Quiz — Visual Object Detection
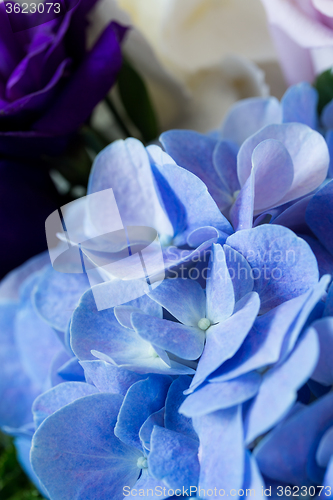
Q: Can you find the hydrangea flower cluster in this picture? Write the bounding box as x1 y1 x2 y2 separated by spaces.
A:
2 81 333 499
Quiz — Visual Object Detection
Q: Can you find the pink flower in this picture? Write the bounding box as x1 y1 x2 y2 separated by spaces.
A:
261 0 333 85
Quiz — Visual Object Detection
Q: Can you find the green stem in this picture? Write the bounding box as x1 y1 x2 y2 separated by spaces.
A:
105 95 131 138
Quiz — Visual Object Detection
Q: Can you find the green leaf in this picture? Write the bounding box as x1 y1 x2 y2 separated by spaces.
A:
314 67 333 114
117 58 159 142
0 432 44 500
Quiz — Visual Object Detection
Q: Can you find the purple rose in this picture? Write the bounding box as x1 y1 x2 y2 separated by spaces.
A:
0 0 126 158
261 0 333 85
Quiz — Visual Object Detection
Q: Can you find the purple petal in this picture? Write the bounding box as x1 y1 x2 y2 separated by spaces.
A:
212 140 240 199
33 22 125 135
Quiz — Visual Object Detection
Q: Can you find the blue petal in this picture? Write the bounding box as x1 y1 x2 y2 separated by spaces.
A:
88 138 172 234
148 278 206 327
180 373 261 417
306 179 333 256
242 452 265 496
221 97 282 146
206 244 235 324
324 282 333 317
131 313 205 360
15 276 63 390
311 317 333 386
0 302 38 428
159 131 228 208
282 83 318 130
212 140 240 200
32 381 99 428
164 377 197 440
244 326 319 445
15 436 48 497
230 169 255 231
80 360 145 395
188 291 260 392
254 392 333 486
57 356 86 382
317 427 333 469
139 408 165 452
211 285 323 384
193 406 244 492
238 123 329 205
115 375 172 450
148 426 200 490
31 393 142 500
148 142 233 244
0 252 49 302
33 266 90 332
226 225 319 313
251 139 294 212
224 245 254 303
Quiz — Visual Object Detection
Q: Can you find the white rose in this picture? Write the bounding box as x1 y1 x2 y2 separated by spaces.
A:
88 0 280 132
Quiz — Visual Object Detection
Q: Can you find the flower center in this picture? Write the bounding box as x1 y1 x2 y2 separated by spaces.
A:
148 345 159 358
137 457 148 469
197 318 211 331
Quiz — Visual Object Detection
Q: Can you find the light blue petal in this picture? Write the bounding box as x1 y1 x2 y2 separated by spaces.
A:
148 278 206 327
31 393 142 500
15 436 49 497
115 375 171 450
148 426 200 490
226 224 319 313
237 123 329 205
0 301 38 428
33 267 90 332
244 326 319 445
251 139 294 212
206 244 235 324
32 381 99 429
221 97 282 146
193 406 244 492
180 373 261 417
282 82 318 129
131 313 205 360
242 452 265 496
188 292 260 392
80 360 145 395
88 138 172 234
